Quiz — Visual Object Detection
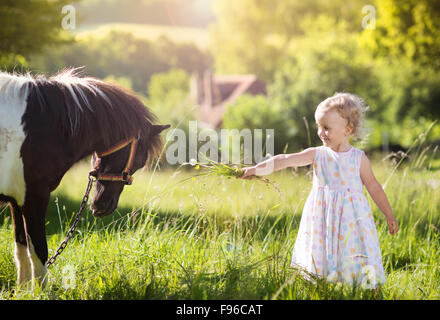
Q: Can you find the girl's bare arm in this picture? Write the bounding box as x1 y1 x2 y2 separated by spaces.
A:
241 147 317 177
360 153 399 235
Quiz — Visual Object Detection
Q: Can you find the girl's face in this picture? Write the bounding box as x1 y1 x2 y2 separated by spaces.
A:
315 107 352 147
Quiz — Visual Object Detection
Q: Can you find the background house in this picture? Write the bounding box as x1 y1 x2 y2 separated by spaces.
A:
191 70 267 128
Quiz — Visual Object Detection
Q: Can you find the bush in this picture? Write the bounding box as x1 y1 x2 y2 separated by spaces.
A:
222 94 292 160
146 69 195 130
360 57 440 151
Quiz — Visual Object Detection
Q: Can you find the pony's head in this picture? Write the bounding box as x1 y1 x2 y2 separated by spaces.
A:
90 123 170 217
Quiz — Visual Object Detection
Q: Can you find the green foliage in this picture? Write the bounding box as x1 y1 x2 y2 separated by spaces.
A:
2 0 438 154
29 31 212 92
0 0 75 70
372 58 440 123
359 0 440 147
360 0 440 70
103 75 133 89
367 117 440 152
268 28 379 151
211 0 440 151
0 53 29 71
147 69 189 100
211 0 370 82
222 94 292 155
146 69 195 129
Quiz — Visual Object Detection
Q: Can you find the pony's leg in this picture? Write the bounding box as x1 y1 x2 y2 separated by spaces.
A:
22 190 50 289
10 202 32 288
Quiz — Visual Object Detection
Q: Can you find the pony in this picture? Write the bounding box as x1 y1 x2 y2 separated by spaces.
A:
0 68 170 288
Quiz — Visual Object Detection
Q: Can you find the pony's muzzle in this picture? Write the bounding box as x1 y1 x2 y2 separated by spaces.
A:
91 198 116 218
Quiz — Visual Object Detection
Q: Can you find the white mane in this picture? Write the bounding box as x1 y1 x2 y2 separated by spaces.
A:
0 70 35 103
48 68 112 111
0 67 112 134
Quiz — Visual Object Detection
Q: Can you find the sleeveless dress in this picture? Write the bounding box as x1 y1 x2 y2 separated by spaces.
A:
291 145 386 288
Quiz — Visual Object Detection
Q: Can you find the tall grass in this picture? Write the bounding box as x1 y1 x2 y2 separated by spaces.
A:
0 123 439 299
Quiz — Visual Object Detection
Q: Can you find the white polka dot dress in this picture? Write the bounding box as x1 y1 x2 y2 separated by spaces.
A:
291 145 386 288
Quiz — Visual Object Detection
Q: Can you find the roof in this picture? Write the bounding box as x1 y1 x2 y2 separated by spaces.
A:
195 73 266 128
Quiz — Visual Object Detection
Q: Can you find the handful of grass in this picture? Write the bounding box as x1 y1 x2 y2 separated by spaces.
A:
183 155 283 197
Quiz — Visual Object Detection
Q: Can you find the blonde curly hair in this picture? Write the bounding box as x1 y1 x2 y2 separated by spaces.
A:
316 92 369 140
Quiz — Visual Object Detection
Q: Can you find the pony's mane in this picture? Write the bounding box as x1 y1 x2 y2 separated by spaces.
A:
0 70 36 103
0 67 163 164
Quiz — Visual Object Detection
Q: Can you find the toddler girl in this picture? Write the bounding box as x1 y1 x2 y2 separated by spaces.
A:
241 92 398 288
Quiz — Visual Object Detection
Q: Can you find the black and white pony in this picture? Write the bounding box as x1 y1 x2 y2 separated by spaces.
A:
0 68 169 288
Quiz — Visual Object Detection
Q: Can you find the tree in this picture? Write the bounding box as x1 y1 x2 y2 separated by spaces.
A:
210 0 369 81
359 0 440 146
0 0 74 69
360 0 440 70
375 58 440 121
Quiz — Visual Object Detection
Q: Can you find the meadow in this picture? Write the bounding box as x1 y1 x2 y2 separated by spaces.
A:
0 138 439 300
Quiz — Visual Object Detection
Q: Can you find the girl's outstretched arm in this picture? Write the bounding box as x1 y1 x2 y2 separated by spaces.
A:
360 152 399 235
241 147 317 178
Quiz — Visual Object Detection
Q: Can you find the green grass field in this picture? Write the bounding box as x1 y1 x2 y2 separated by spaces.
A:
0 138 439 300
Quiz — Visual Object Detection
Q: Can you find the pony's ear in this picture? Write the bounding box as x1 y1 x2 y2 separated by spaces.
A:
150 124 171 135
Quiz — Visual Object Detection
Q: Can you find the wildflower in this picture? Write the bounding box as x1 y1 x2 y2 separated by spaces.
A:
62 264 76 290
361 265 377 289
181 152 283 197
327 271 338 282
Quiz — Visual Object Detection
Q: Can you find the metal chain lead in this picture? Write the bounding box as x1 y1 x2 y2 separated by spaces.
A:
46 174 96 268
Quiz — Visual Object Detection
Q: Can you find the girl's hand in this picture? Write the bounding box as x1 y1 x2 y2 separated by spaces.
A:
386 215 399 236
241 167 257 179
